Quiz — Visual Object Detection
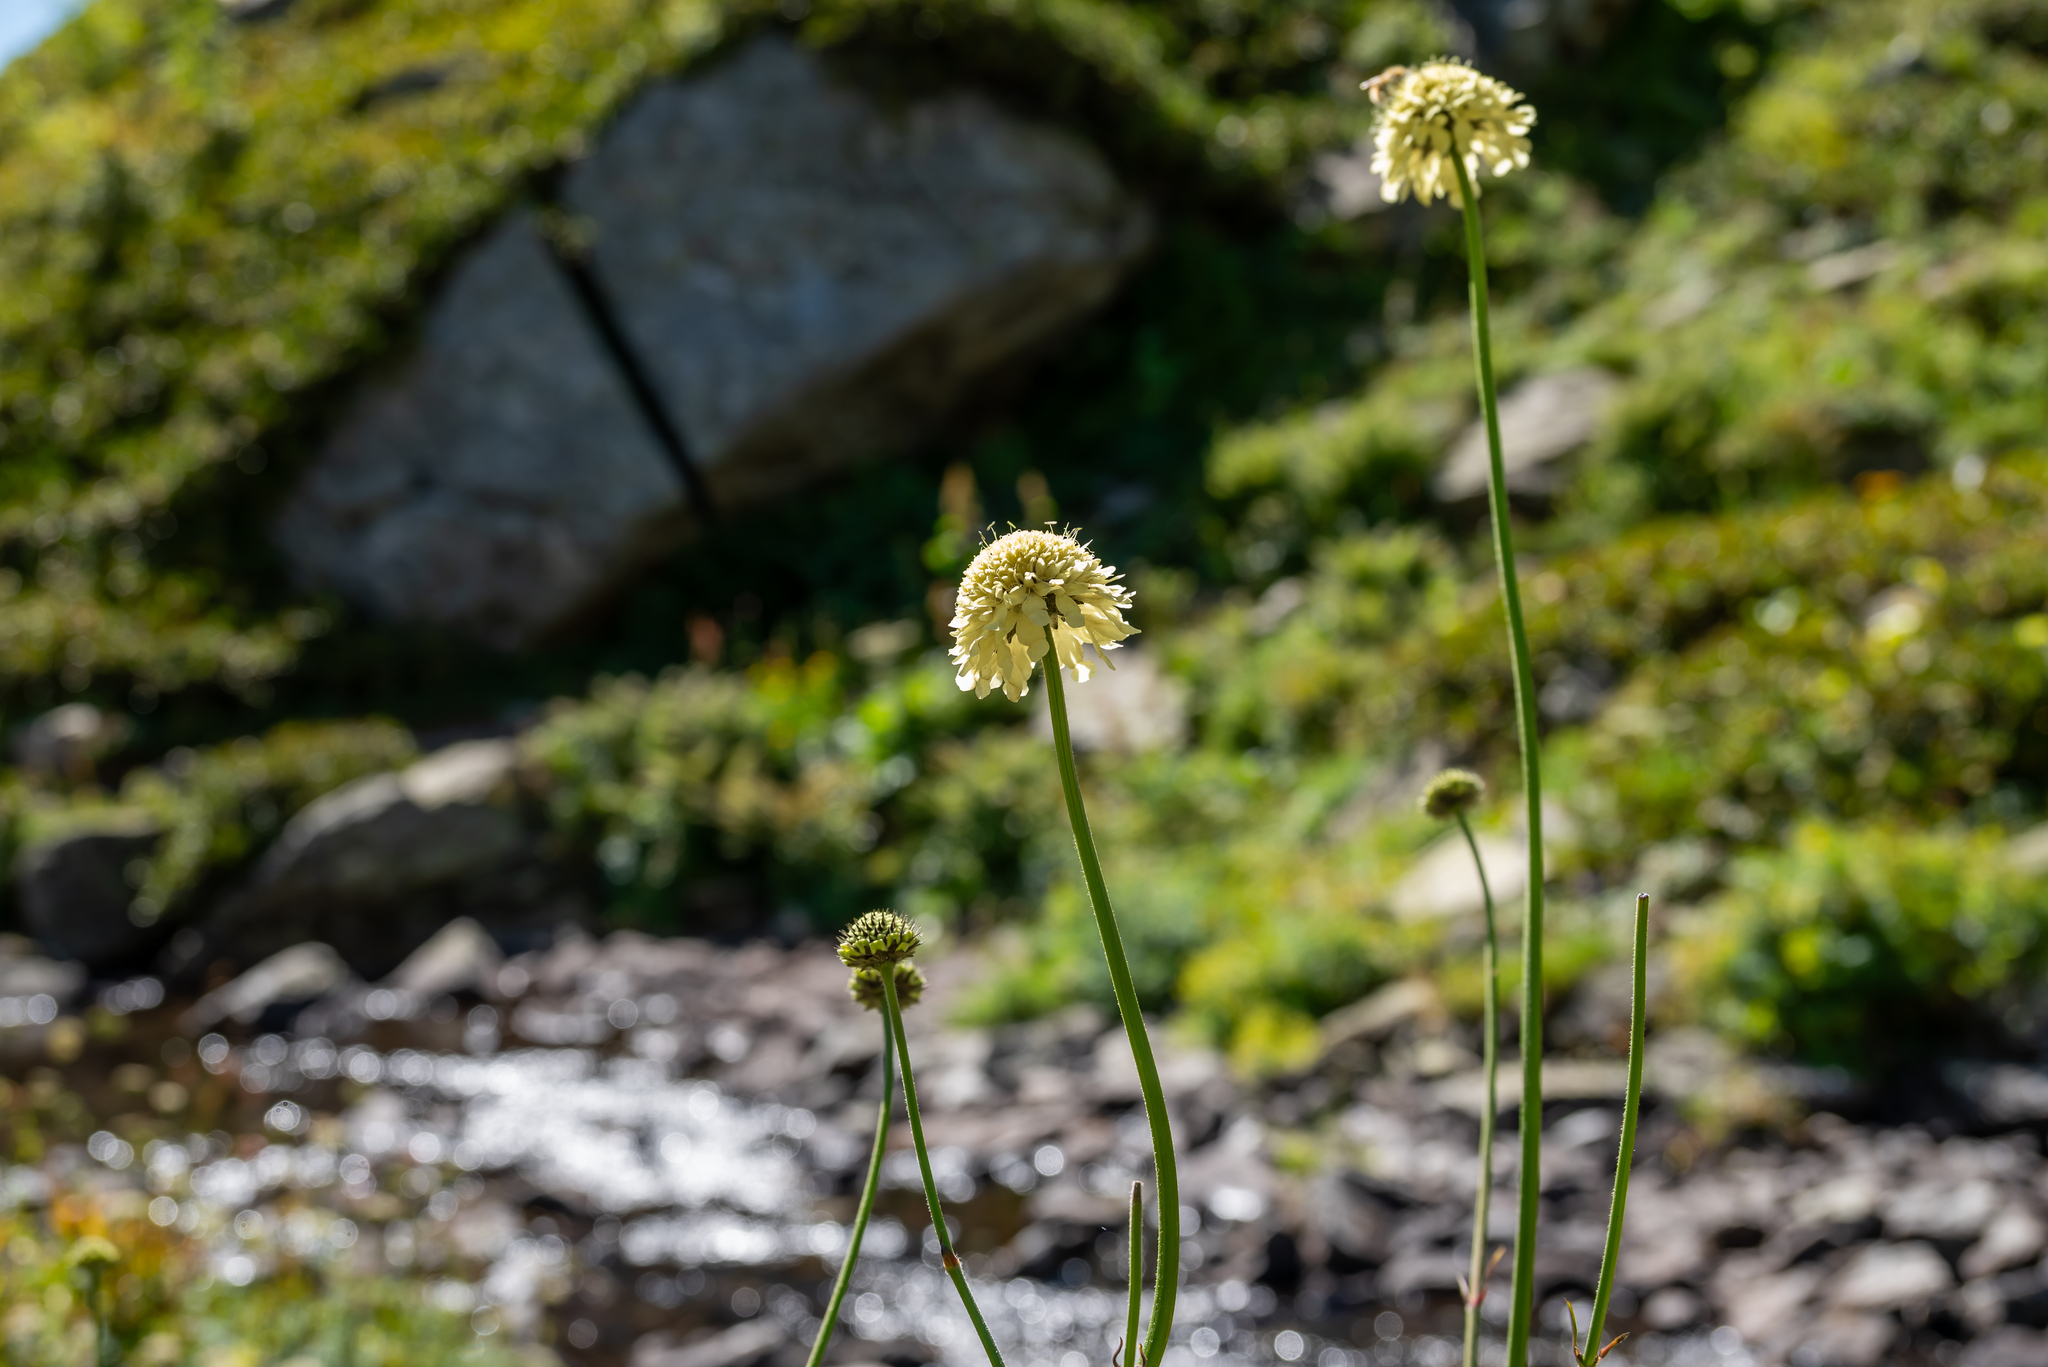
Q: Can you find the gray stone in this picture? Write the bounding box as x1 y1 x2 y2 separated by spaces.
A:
1389 829 1526 922
1788 1311 1897 1367
204 740 565 977
564 36 1151 509
1828 1240 1954 1311
1962 1203 2048 1279
0 941 85 1003
385 916 503 998
1029 648 1187 752
13 818 162 967
629 1321 786 1367
11 703 129 782
185 942 352 1030
1435 366 1623 502
276 213 688 650
1963 1326 2048 1367
1886 1177 2001 1242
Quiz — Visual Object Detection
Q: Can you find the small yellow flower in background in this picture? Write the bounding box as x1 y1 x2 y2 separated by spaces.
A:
1367 59 1535 207
837 910 922 968
950 528 1137 702
849 962 925 1011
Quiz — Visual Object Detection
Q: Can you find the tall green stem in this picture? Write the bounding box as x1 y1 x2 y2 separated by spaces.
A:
1579 895 1649 1366
1124 1181 1144 1367
1044 663 1179 1367
1452 153 1545 1367
804 1010 896 1367
881 972 1007 1367
1456 812 1500 1367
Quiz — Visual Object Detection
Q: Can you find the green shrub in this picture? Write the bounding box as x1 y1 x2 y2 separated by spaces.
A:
1681 820 2048 1069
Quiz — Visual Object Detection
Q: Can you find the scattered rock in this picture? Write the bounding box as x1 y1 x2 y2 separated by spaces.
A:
630 1319 787 1367
1388 829 1526 922
1962 1203 2048 1279
13 818 163 968
276 213 690 650
0 940 85 1002
1886 1176 2001 1241
1788 1310 1896 1367
1828 1240 1954 1311
564 35 1151 512
1029 648 1188 752
185 943 352 1030
1434 367 1623 502
200 740 572 978
385 917 504 998
1963 1326 2048 1367
10 703 129 782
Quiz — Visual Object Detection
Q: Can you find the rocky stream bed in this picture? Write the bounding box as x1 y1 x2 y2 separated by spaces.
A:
4 927 2048 1367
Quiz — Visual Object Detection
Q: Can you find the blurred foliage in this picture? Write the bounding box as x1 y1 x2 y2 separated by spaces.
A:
9 0 2048 1076
1678 821 2048 1069
0 1187 540 1366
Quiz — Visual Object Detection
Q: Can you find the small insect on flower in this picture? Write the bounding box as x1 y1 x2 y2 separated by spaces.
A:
849 962 926 1011
1366 59 1535 207
837 910 923 969
950 528 1137 702
1421 768 1487 820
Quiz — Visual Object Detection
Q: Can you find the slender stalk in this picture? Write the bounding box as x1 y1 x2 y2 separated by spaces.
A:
804 1010 897 1367
1124 1181 1144 1367
1578 895 1649 1366
881 972 1007 1367
1456 812 1500 1367
1044 663 1179 1367
1451 152 1546 1367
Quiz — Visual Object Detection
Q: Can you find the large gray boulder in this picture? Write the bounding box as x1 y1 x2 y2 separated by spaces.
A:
198 740 577 978
276 37 1149 649
563 35 1152 510
274 214 689 652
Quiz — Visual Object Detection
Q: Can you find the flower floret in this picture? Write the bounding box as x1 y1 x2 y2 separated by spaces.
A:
1367 59 1535 207
949 528 1138 701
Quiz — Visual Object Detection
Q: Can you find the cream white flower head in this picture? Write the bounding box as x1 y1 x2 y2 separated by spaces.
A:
950 528 1137 702
1367 59 1535 207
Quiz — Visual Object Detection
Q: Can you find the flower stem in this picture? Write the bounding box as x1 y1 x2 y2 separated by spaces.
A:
1044 663 1179 1367
881 971 1007 1367
1451 152 1545 1367
1456 812 1500 1367
804 1009 897 1367
1125 1180 1144 1366
1579 894 1649 1366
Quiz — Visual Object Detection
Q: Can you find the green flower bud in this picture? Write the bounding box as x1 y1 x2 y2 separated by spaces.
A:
849 962 926 1012
1421 768 1486 820
837 910 922 968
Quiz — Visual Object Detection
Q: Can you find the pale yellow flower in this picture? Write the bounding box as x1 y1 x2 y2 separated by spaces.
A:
1367 60 1535 207
950 529 1137 702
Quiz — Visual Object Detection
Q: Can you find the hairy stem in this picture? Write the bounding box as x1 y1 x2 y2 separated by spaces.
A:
883 972 1007 1367
1580 895 1650 1365
1044 663 1179 1367
1457 812 1500 1367
804 1009 897 1367
1452 152 1545 1367
1126 1181 1144 1367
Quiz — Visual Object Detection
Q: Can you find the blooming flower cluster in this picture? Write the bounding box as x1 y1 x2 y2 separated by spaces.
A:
949 529 1138 702
1368 60 1535 207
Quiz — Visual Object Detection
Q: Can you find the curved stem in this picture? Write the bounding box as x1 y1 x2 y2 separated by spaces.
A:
804 1009 896 1367
1579 895 1649 1366
1125 1181 1144 1367
1044 663 1179 1367
882 972 1007 1367
1452 152 1545 1367
1457 812 1500 1367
